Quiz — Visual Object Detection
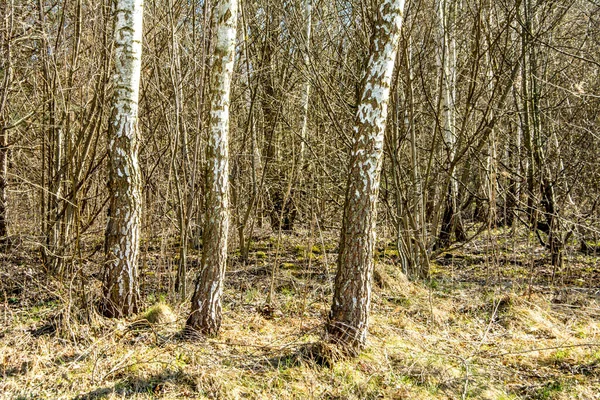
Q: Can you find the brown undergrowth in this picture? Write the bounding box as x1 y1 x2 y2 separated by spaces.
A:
1 227 600 399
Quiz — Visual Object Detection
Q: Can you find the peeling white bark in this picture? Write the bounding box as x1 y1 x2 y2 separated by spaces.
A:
328 0 405 354
187 0 238 336
103 0 144 318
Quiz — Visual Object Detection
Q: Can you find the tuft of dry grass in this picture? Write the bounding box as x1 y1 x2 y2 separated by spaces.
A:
139 303 177 325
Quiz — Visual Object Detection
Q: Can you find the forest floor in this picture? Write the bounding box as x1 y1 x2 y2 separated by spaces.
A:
1 226 600 399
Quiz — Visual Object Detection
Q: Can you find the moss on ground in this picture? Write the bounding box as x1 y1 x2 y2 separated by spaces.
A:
2 228 600 399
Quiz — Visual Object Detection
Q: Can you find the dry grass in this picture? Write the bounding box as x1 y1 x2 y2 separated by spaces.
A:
1 228 600 399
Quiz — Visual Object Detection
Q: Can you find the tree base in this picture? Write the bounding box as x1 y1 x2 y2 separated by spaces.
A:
325 320 366 358
185 313 220 337
298 341 345 367
100 298 138 319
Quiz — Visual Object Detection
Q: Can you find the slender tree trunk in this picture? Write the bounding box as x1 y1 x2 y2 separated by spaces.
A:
0 0 13 243
504 117 519 227
259 9 281 231
484 15 498 229
102 0 144 318
236 2 260 263
406 37 424 247
187 0 237 336
298 0 312 173
436 0 465 248
37 1 63 273
519 0 563 268
327 0 405 356
520 0 536 224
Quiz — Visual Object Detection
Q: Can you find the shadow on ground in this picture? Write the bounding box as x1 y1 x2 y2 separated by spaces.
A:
74 368 195 399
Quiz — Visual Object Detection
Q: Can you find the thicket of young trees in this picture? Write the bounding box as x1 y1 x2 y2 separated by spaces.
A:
1 0 599 356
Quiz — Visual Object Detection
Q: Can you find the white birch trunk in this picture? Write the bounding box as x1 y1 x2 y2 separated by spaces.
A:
187 0 237 336
103 0 144 317
327 0 405 355
298 0 312 169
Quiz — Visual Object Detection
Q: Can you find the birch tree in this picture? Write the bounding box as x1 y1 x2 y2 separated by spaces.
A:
186 0 238 336
298 0 312 172
102 0 144 317
0 0 13 243
436 0 465 248
327 0 405 355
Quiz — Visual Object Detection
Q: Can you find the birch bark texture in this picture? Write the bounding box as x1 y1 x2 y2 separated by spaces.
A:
102 0 144 317
327 0 405 355
186 0 238 336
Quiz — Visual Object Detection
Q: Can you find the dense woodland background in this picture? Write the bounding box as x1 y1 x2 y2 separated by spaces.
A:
1 0 600 398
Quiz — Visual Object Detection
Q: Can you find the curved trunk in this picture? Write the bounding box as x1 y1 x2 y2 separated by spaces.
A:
327 0 405 356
